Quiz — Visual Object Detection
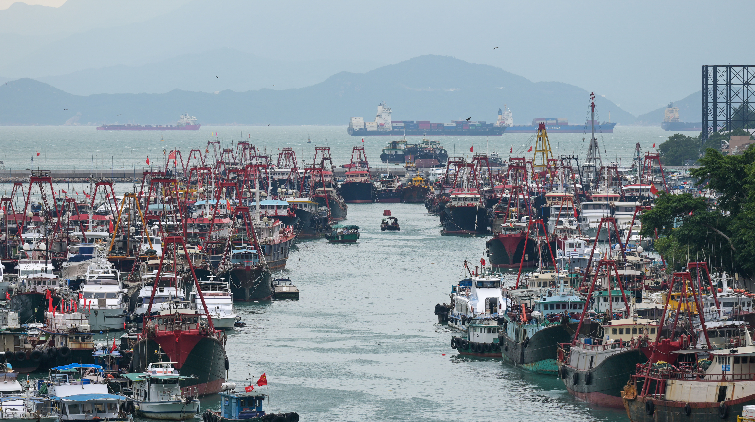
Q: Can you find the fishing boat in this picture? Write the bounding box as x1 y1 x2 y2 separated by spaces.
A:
447 266 506 331
202 382 297 422
325 225 360 244
399 176 430 203
338 147 375 203
440 189 489 235
130 237 229 397
124 362 200 420
380 216 400 231
0 362 57 422
499 280 589 374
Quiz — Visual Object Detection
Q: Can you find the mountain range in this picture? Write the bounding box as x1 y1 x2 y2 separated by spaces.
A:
1 55 651 126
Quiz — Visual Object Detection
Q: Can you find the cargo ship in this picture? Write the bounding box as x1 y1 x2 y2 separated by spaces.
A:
97 113 200 131
348 102 506 136
500 105 616 133
661 102 702 131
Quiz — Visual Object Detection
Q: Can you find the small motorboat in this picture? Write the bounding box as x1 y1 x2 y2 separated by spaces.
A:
325 225 360 244
381 216 400 231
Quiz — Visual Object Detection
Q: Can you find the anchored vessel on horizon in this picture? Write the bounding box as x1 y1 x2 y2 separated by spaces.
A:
97 113 200 131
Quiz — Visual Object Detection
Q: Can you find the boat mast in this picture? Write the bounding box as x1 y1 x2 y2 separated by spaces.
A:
584 92 603 188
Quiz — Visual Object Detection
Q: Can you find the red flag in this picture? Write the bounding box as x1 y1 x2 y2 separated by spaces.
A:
470 146 474 152
5 292 9 300
168 151 176 161
109 220 114 232
652 143 656 148
245 385 254 392
111 338 117 352
480 258 486 267
650 184 659 196
61 189 67 194
527 146 533 152
256 373 267 386
36 152 40 156
573 207 579 219
146 157 150 165
361 138 364 143
510 147 513 153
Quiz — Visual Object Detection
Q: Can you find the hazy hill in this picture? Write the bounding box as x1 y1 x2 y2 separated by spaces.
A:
0 55 636 126
635 91 701 126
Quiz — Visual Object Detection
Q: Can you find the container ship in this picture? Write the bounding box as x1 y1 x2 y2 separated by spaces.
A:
495 105 616 133
97 113 200 131
348 102 506 136
661 102 702 131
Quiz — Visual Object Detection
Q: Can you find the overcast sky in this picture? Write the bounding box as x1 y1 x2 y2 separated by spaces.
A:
1 0 752 116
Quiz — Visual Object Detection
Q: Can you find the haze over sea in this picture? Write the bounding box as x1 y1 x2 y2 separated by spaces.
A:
2 125 692 421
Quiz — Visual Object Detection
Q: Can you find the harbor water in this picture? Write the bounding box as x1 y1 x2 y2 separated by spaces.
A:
0 125 688 421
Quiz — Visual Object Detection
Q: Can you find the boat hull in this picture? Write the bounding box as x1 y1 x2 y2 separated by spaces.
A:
486 232 537 268
505 123 616 133
136 400 200 420
501 323 590 374
224 267 272 302
623 394 755 422
560 348 647 409
441 205 488 235
131 337 227 397
400 185 429 203
339 181 374 203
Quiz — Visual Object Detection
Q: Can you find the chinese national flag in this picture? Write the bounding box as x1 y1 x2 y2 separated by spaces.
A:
36 152 40 156
245 385 254 392
470 146 473 152
256 373 267 387
650 184 659 196
527 146 533 152
168 151 176 161
146 157 150 165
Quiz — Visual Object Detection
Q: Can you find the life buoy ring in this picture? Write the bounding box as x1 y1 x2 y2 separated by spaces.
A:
59 346 71 358
451 338 457 349
30 350 42 362
684 403 691 416
645 400 654 416
719 402 728 419
461 340 468 350
15 351 25 361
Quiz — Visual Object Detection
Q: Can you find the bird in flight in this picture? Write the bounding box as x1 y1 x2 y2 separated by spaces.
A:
494 46 498 49
466 117 471 121
216 76 218 78
63 108 68 110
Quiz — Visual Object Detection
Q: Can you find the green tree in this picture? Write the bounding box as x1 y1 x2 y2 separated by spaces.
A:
658 133 699 166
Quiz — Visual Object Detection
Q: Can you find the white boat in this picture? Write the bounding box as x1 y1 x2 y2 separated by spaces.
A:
126 362 199 420
78 257 128 331
190 277 238 329
134 273 185 320
448 268 506 331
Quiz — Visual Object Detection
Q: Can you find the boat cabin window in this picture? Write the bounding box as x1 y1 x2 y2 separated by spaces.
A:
618 328 624 335
68 404 81 414
650 328 656 334
632 328 638 334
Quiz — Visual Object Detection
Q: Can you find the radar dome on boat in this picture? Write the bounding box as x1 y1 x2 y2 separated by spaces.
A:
221 382 236 391
637 246 644 253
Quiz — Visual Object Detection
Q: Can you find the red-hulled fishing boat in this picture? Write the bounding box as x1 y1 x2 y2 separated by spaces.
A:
130 236 228 397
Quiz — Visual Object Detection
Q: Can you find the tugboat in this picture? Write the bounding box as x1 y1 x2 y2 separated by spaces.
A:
380 216 400 231
202 380 298 422
325 225 360 244
451 319 502 358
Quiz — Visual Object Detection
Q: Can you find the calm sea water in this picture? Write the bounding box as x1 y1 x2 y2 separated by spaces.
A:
0 125 688 421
